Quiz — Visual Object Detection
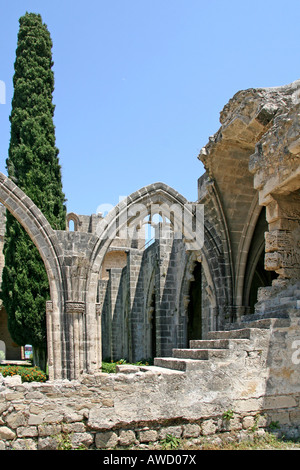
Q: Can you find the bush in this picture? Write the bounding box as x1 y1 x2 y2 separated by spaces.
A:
101 358 153 373
0 365 47 382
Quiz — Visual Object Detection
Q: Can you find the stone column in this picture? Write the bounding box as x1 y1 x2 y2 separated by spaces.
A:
95 303 102 369
65 301 85 380
46 300 63 380
155 226 178 357
126 250 144 362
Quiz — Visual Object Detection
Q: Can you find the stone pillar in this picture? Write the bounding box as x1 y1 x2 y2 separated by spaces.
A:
95 303 102 369
126 250 144 362
155 226 179 357
65 301 85 380
46 300 63 381
265 193 300 280
108 267 125 361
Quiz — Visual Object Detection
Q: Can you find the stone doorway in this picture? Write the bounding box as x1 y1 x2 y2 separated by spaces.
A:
187 262 202 342
244 207 278 313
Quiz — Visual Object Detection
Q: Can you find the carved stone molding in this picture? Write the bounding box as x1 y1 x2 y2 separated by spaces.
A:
46 300 53 313
65 301 85 315
95 303 102 316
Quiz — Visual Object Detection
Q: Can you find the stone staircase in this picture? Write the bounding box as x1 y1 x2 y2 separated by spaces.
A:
151 281 300 374
253 280 300 317
153 316 291 373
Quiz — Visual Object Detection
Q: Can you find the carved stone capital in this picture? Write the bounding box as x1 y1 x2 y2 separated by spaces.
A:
65 301 85 315
46 301 53 313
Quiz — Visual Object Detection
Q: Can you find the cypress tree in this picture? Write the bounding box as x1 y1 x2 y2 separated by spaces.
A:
1 12 66 370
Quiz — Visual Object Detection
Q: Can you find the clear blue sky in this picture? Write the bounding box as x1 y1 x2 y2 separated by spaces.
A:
0 0 299 216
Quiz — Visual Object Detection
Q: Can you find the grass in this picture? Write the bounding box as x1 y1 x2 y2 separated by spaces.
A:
126 431 300 451
192 432 300 450
101 358 153 373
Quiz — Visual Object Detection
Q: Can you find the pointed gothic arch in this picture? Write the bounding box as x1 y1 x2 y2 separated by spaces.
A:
0 172 65 379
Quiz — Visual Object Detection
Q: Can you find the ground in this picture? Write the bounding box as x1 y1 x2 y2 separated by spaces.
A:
113 431 300 451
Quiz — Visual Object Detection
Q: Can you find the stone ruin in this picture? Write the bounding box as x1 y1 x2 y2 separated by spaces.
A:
0 79 299 449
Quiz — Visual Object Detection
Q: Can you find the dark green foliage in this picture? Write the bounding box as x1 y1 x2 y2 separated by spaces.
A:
1 12 66 368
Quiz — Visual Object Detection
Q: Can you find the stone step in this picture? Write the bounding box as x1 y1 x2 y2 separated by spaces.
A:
153 315 294 373
189 338 249 349
225 316 291 331
207 327 263 340
154 357 207 372
172 347 230 360
254 303 299 317
138 365 184 375
189 339 231 349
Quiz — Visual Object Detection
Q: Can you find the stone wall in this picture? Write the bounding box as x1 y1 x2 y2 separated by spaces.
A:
1 310 300 450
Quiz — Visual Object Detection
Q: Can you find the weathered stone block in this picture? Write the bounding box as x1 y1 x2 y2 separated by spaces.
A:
12 438 37 450
70 432 94 449
38 424 62 437
37 436 60 450
139 429 158 442
95 431 118 449
201 419 217 435
5 411 27 429
242 416 255 429
264 396 297 410
62 422 86 433
119 430 136 446
0 426 15 440
17 426 38 438
3 375 22 386
28 414 43 426
158 425 182 439
182 423 201 438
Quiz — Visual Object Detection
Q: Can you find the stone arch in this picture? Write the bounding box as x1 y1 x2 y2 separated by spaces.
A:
0 173 63 288
0 173 65 379
85 182 205 367
201 178 236 323
243 206 278 312
87 182 234 367
235 193 263 314
179 248 218 345
90 182 202 268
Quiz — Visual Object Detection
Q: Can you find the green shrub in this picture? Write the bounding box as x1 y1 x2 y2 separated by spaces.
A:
0 365 47 382
161 434 181 450
101 358 153 374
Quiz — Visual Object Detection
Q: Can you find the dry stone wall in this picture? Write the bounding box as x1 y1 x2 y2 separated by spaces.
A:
1 312 300 450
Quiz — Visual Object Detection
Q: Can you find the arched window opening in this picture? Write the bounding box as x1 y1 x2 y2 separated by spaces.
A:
68 219 75 231
142 213 171 248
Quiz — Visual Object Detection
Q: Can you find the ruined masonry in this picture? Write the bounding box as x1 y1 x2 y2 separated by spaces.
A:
0 79 299 449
